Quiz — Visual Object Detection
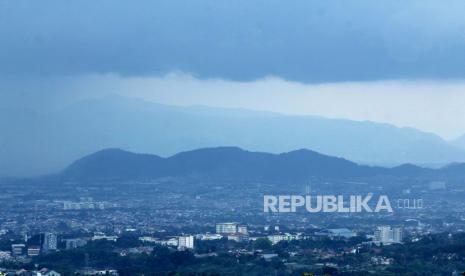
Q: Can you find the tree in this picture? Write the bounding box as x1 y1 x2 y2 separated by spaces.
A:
253 238 272 251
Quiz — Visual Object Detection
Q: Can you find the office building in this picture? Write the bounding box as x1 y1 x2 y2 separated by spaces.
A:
216 223 237 234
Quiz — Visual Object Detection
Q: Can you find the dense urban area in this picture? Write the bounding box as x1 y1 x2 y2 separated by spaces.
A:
1 152 465 276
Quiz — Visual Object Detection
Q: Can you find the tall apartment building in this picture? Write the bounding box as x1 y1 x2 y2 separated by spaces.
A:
374 226 403 245
392 227 403 243
42 233 58 251
178 235 194 250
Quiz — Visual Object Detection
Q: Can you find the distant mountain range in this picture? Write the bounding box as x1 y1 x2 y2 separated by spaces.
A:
452 134 465 150
2 95 465 177
62 147 465 182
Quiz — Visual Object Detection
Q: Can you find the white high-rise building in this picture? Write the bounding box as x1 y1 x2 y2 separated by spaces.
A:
374 226 403 245
374 226 391 243
178 235 194 250
392 227 403 243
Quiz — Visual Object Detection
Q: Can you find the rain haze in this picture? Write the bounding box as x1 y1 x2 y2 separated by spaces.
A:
1 0 465 176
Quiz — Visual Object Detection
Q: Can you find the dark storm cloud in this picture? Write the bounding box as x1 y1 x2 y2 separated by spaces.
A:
1 0 465 82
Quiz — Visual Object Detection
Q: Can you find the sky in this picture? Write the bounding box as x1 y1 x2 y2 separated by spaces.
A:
1 0 465 140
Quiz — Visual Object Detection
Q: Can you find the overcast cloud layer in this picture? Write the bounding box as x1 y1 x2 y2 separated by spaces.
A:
2 0 465 82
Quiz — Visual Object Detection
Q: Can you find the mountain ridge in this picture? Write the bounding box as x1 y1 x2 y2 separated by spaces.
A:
451 134 465 150
62 147 464 182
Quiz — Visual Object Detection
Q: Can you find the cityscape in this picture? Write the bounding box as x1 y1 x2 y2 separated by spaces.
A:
2 1 465 275
1 147 465 275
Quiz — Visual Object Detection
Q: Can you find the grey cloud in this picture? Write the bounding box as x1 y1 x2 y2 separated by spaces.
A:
1 0 465 82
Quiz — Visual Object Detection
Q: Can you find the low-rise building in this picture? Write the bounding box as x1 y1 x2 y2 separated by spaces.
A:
11 244 25 256
315 228 357 239
227 233 249 242
196 233 223 240
64 238 88 249
267 233 302 244
216 223 237 234
27 246 41 257
92 233 118 242
39 268 61 276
